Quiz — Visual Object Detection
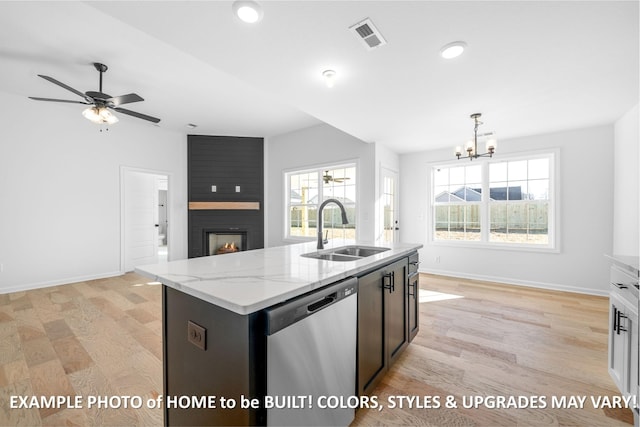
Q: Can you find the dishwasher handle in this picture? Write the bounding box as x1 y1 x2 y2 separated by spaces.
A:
265 277 358 335
307 293 337 312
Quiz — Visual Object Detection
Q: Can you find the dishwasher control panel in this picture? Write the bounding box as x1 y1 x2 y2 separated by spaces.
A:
265 277 358 335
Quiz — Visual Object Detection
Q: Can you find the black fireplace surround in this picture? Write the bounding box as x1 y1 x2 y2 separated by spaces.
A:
187 135 264 259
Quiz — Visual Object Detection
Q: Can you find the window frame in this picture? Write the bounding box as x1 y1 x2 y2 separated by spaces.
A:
283 161 358 243
429 149 559 253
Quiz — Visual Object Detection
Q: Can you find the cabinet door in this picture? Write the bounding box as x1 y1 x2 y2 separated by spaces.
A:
630 312 639 400
609 295 627 392
623 305 638 397
357 258 409 395
408 272 419 341
387 260 408 364
357 268 385 396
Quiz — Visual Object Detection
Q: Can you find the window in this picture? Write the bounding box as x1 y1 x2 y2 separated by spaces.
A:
286 164 357 241
432 152 555 249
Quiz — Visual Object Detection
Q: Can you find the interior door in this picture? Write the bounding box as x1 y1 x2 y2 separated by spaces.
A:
123 170 159 271
380 167 399 244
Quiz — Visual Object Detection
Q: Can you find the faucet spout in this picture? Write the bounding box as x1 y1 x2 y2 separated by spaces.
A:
317 198 349 250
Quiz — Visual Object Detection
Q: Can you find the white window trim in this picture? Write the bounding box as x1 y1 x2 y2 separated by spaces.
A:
283 160 358 243
428 148 560 253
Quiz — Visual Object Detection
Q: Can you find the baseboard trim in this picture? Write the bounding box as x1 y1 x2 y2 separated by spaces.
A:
419 268 609 297
1 270 123 295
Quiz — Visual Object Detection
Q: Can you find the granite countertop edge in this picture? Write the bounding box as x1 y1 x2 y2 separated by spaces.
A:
136 240 423 315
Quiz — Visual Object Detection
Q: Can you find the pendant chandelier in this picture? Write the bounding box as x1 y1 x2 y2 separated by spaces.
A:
455 113 497 160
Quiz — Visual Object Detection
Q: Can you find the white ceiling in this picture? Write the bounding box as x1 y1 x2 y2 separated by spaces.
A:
1 1 637 153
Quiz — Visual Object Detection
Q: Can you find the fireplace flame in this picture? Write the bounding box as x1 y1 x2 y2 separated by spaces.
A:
216 241 240 254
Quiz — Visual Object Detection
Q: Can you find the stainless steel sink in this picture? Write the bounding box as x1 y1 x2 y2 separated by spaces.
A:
303 253 361 262
332 246 390 257
301 245 390 262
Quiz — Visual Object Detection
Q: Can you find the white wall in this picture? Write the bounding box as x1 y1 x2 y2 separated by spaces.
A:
400 124 614 295
0 93 187 292
613 104 639 256
265 123 375 248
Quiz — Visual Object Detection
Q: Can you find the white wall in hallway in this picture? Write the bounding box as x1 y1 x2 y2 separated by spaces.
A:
400 124 615 295
0 93 187 292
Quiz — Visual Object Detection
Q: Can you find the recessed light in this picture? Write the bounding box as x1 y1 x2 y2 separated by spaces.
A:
232 0 264 23
440 41 467 59
322 70 337 88
186 123 198 129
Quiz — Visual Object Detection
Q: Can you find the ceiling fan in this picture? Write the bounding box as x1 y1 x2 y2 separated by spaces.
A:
29 62 160 125
323 170 350 184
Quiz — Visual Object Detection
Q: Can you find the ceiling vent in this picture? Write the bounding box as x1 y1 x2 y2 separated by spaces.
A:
349 18 387 50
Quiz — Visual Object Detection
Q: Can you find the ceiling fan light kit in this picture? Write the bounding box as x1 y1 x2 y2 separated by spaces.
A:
29 62 160 128
82 106 118 125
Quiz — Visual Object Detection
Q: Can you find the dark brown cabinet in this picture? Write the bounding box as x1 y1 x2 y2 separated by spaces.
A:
357 257 408 396
407 252 420 341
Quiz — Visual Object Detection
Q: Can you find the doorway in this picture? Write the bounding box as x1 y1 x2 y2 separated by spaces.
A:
121 167 170 272
379 167 399 244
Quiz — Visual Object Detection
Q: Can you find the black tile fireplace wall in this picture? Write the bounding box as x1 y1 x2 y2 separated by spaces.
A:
188 135 264 258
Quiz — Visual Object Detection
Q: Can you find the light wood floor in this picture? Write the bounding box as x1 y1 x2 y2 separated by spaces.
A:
0 273 633 426
355 274 633 426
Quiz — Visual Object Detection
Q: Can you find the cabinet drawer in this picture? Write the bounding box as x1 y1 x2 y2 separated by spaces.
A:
610 265 638 308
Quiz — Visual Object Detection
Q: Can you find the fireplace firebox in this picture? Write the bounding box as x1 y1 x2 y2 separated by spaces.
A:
204 230 248 256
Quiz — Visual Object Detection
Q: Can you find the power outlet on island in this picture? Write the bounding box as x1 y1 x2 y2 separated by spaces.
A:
187 320 206 350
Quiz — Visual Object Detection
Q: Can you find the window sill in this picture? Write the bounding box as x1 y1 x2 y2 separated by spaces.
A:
283 237 315 244
430 239 560 254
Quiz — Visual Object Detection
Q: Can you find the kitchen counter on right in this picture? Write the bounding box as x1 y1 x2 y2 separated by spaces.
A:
606 254 640 277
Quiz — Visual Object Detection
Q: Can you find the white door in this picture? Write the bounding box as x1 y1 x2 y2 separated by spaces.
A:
380 167 399 244
123 170 161 271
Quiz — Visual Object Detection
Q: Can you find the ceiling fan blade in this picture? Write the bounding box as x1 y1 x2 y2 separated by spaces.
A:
29 96 90 105
107 93 144 107
37 74 88 100
113 107 161 123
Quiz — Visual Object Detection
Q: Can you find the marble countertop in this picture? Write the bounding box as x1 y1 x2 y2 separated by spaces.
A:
136 240 422 315
606 254 640 277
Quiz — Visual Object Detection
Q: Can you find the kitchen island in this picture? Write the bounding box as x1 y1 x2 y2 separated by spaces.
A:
137 240 422 426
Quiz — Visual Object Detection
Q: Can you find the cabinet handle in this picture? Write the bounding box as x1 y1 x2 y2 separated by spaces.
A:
613 306 618 333
408 280 417 297
617 310 628 334
383 272 395 293
613 282 628 289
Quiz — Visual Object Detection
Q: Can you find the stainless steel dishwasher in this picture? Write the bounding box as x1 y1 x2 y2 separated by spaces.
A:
265 277 357 427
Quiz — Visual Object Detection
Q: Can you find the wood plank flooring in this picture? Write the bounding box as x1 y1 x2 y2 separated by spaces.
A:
354 274 633 426
0 274 163 426
0 272 633 426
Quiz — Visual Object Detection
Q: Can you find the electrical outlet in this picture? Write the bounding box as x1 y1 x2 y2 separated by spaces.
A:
187 321 206 350
235 185 241 192
211 185 217 192
435 256 441 264
0 263 3 273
